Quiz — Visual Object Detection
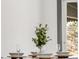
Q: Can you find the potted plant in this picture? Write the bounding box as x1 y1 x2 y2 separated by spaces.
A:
32 24 51 53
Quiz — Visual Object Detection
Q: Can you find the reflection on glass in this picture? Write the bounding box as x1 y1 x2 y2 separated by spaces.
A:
66 3 78 55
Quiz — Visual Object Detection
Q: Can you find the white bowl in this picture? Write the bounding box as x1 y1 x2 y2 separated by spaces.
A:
31 52 37 55
37 53 52 57
9 53 24 56
56 52 69 55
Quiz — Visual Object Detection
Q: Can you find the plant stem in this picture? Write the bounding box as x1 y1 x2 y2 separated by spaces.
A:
39 46 42 53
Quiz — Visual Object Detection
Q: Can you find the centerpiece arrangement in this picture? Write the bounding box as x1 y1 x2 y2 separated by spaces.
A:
32 24 51 53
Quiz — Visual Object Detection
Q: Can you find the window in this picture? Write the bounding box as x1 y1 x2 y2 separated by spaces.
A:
66 3 78 55
62 0 78 55
57 0 78 56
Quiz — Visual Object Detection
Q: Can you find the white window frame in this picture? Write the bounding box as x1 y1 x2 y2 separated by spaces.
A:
61 0 77 51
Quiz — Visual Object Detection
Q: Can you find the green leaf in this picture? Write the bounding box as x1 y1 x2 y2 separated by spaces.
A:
45 24 48 28
39 24 42 27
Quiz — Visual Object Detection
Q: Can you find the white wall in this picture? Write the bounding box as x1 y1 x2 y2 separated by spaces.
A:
1 0 57 58
41 0 57 54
